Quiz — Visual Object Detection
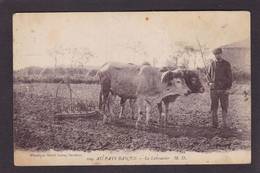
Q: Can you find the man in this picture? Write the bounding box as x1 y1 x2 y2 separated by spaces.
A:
207 48 233 128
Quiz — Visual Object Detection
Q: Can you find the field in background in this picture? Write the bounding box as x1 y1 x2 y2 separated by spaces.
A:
13 66 250 84
13 82 251 152
13 66 99 84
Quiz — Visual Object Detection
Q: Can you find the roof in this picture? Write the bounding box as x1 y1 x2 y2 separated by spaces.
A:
220 38 250 49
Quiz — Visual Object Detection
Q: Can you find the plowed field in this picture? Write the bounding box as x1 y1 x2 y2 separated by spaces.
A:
13 83 251 152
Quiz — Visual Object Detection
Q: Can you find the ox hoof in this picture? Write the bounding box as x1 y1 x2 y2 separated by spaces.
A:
158 118 163 126
144 125 151 130
145 120 151 127
110 113 117 120
102 117 108 124
163 121 169 128
110 116 116 122
135 122 142 129
131 116 135 120
103 115 112 124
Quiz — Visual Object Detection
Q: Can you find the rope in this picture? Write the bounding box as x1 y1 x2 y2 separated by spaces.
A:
195 38 210 83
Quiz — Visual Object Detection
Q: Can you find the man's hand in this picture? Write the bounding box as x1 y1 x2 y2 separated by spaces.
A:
208 82 214 89
225 89 231 94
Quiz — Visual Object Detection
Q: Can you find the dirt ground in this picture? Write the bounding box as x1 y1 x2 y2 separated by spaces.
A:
13 83 251 152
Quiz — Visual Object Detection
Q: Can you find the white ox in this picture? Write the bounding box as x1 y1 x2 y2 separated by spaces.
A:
97 62 204 128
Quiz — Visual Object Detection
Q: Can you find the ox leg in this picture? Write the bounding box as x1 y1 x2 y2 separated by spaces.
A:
145 102 152 127
119 97 127 119
102 92 110 124
163 101 170 127
136 109 143 129
135 97 145 129
98 90 103 110
157 102 163 126
108 94 117 120
129 99 136 120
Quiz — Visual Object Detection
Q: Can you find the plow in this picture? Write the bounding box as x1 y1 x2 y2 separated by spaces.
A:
53 80 102 121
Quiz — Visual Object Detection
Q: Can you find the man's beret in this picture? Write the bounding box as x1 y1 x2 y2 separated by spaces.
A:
213 48 222 55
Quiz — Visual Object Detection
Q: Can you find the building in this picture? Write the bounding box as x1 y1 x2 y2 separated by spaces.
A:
219 39 250 73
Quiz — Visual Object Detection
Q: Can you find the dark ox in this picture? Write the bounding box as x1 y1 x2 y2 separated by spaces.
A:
97 62 204 128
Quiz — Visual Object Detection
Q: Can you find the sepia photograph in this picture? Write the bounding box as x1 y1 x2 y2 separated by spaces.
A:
13 11 251 165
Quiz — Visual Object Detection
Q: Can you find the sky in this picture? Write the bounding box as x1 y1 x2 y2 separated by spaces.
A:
13 11 250 70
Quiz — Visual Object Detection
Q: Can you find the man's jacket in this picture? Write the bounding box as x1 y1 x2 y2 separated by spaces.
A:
207 59 233 90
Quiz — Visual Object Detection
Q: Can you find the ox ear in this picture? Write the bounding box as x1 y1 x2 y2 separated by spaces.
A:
161 70 174 83
159 66 169 72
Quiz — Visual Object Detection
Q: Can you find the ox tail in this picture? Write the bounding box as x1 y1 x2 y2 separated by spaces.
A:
98 81 111 111
96 71 103 110
99 89 103 110
96 71 111 111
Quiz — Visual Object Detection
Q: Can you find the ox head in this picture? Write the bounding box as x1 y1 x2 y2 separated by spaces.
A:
161 69 205 96
182 70 205 94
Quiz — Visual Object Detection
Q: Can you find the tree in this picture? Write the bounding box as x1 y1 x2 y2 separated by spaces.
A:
182 45 196 69
48 46 94 75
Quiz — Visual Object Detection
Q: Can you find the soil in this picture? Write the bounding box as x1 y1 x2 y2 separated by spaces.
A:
13 83 251 152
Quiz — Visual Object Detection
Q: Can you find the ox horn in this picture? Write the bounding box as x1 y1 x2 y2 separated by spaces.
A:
161 70 174 83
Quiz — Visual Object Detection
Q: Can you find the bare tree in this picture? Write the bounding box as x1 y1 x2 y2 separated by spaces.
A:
183 45 198 69
49 46 94 75
48 47 65 76
66 47 93 69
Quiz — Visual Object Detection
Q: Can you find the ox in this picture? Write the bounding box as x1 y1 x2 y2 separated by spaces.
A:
97 62 205 128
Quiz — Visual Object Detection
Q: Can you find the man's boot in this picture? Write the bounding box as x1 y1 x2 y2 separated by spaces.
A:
212 111 218 128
